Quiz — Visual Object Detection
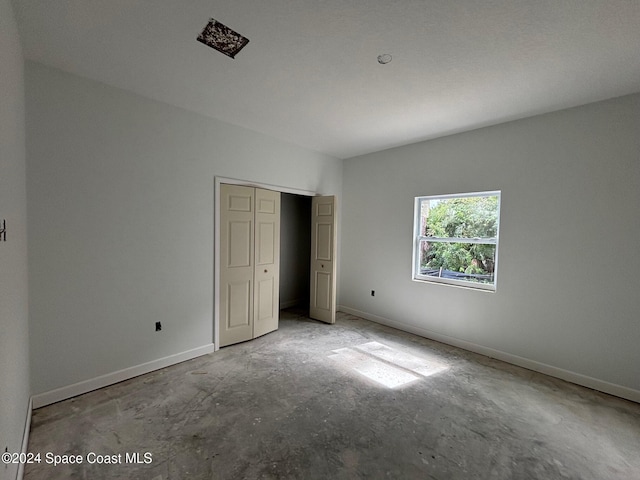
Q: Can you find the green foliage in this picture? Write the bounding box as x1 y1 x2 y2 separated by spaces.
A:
421 196 498 278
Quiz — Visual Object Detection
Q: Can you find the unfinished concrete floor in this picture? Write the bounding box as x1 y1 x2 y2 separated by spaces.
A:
25 309 640 479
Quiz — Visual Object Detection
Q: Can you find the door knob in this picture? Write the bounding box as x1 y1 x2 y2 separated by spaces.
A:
264 269 268 273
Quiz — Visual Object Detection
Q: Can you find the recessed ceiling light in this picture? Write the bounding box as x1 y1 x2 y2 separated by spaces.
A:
197 18 249 59
377 54 392 65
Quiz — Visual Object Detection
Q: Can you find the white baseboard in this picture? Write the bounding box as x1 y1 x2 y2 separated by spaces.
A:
338 305 640 404
32 344 216 409
16 396 32 480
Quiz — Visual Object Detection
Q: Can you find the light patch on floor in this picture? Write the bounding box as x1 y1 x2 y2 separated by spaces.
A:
329 348 419 388
356 341 449 377
329 341 448 388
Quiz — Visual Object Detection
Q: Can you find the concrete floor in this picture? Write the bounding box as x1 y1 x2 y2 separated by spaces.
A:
25 309 640 479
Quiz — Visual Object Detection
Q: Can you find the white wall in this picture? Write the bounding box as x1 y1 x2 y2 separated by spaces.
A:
340 94 640 397
26 62 342 395
0 0 30 478
279 193 311 308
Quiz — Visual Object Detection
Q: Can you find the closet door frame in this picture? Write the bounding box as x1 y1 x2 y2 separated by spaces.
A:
214 176 318 351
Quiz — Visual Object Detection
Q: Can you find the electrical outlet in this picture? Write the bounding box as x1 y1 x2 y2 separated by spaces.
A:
155 322 162 332
371 290 375 297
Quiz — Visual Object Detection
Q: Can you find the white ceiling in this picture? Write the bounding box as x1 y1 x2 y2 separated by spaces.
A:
13 0 640 159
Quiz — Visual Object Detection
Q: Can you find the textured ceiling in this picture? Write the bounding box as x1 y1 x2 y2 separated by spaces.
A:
12 0 640 159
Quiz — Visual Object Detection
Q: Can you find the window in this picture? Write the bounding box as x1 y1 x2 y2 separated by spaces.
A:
413 191 501 291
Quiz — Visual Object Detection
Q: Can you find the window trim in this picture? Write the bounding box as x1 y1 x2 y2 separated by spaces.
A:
412 190 501 292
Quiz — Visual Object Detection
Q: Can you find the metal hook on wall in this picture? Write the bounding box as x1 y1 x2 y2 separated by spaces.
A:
0 219 6 242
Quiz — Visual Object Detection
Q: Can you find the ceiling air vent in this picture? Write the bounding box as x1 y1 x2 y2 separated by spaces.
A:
197 18 249 59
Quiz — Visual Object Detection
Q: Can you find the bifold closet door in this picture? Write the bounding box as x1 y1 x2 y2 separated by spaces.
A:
219 184 280 347
220 184 255 347
253 188 280 338
310 195 337 324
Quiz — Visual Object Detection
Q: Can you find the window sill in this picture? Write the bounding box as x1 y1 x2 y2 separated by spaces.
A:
412 276 496 293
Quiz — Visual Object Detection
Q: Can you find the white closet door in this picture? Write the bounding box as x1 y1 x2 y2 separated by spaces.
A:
219 185 281 347
253 188 280 338
219 184 254 347
310 196 337 324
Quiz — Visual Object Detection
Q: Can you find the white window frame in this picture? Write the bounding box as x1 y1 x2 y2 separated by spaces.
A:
412 190 501 292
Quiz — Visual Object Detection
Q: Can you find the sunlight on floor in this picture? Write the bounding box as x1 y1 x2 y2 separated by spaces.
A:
329 341 449 388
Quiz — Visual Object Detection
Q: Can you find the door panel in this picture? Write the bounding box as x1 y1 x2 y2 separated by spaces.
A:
257 277 274 320
314 271 331 310
310 196 337 324
253 188 281 338
257 197 276 214
317 202 333 217
315 223 333 260
220 185 254 346
228 221 252 267
256 222 275 265
228 193 252 212
227 281 252 328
